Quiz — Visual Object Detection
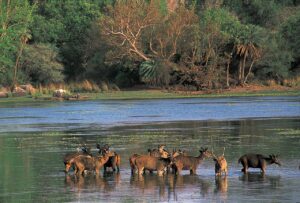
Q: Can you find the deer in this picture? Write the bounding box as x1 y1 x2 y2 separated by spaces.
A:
63 146 92 173
211 147 228 176
172 147 212 175
129 147 170 174
134 155 172 176
71 150 115 175
238 153 281 173
97 144 121 172
147 145 170 158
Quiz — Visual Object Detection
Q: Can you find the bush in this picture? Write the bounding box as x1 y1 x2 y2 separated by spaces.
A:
20 43 64 85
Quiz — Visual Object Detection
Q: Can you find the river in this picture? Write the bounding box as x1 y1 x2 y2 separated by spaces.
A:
0 96 299 202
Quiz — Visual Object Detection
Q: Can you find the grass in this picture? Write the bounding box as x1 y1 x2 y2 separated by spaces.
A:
0 89 299 105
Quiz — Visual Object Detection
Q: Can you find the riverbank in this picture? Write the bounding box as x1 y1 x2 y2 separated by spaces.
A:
0 84 299 104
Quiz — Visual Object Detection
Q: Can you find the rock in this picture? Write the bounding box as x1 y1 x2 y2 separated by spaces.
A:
110 83 120 91
100 82 109 92
53 89 67 98
12 86 26 97
20 84 36 95
0 92 8 98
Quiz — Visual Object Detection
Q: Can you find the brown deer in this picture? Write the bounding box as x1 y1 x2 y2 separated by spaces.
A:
238 153 281 173
97 144 121 172
63 146 92 173
212 148 228 176
148 145 170 158
129 148 171 174
134 155 172 176
129 154 141 174
70 151 115 175
172 147 212 175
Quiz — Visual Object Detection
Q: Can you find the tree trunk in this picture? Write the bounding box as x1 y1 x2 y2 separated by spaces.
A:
238 60 242 84
242 53 247 83
244 60 255 84
12 36 27 89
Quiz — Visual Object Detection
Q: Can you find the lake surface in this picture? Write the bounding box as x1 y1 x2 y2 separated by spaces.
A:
0 96 299 202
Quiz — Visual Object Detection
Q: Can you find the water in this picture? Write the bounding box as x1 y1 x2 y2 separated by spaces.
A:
0 96 299 202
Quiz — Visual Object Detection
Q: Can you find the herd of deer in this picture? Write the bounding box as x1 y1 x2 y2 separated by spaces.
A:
63 144 282 176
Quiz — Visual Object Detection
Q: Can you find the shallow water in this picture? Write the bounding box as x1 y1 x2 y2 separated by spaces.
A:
0 96 299 202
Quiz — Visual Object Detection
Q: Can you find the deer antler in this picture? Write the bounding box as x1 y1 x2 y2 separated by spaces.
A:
222 147 226 156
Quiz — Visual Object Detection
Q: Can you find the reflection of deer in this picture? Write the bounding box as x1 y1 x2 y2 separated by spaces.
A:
214 176 228 202
215 176 228 193
166 174 211 200
130 174 167 199
65 172 120 193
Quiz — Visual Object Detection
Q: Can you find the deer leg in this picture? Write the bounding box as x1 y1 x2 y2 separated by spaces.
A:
241 162 248 173
190 167 196 175
157 170 164 176
138 167 144 176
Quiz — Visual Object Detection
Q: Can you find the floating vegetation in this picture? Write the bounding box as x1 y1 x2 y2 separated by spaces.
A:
277 129 300 136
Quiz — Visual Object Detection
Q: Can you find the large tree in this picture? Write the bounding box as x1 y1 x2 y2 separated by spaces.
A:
0 0 34 87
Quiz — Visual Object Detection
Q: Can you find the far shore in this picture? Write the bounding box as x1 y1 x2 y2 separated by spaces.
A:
0 84 299 105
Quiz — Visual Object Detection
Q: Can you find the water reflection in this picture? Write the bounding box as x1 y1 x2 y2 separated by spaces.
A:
65 172 120 193
130 173 211 201
239 173 281 188
214 176 228 202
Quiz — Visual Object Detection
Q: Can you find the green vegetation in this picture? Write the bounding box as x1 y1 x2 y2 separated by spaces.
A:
1 0 300 92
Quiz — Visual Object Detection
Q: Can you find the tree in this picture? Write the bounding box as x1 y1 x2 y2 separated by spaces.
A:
30 1 102 80
0 0 34 87
280 11 300 70
20 44 64 85
100 0 160 62
100 0 198 86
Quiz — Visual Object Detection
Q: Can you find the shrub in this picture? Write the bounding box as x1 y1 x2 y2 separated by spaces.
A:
20 43 64 85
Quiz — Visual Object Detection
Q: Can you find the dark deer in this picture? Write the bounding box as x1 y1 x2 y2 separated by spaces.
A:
238 153 281 173
172 147 212 175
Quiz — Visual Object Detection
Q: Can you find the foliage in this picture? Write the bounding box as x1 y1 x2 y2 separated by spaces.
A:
20 44 64 85
30 1 102 80
223 0 280 27
1 0 299 90
0 0 34 86
139 60 171 86
280 11 300 69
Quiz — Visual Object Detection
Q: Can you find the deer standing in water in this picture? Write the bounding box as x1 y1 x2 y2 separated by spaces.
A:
238 153 281 173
